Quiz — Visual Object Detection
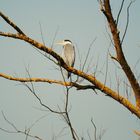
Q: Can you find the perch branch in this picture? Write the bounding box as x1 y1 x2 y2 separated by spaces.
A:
0 11 140 118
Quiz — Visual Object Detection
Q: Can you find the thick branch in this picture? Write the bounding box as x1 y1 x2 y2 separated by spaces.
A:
102 0 140 108
0 11 25 35
0 32 66 65
0 11 140 118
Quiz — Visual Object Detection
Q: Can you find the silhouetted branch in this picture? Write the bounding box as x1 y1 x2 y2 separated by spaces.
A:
0 111 43 140
64 89 78 140
121 0 135 44
23 82 65 114
81 38 96 73
116 0 125 25
38 23 59 64
59 67 79 140
91 118 97 140
90 118 106 140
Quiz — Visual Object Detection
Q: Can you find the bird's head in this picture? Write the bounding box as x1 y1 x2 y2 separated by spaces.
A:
55 39 72 46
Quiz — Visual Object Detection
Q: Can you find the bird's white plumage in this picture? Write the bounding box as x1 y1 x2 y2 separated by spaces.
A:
56 40 75 78
62 43 75 66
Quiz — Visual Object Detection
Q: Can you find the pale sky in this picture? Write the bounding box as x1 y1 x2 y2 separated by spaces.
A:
0 0 140 140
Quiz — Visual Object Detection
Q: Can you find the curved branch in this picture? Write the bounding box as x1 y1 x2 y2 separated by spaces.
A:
0 11 25 35
121 1 133 44
116 0 125 25
0 73 96 91
101 0 140 108
0 11 140 118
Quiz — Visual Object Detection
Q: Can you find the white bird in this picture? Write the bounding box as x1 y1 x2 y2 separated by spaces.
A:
56 39 75 78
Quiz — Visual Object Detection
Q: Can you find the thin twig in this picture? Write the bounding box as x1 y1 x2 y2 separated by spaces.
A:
1 111 18 132
0 111 43 140
81 38 96 73
121 1 135 44
102 49 109 91
39 22 46 46
23 82 65 114
75 43 82 81
59 66 78 140
91 118 97 140
50 26 59 50
23 67 65 114
116 0 125 25
78 38 96 83
33 23 58 65
87 129 92 140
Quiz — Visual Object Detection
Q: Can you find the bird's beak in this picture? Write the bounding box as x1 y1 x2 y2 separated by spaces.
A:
55 41 65 45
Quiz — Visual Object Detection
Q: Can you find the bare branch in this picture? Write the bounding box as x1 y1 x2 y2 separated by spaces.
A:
121 1 134 44
21 68 65 114
98 127 106 140
0 111 43 140
0 11 25 35
39 22 46 46
81 38 96 73
38 23 59 64
102 49 109 90
91 118 97 140
0 72 97 92
23 82 65 114
100 0 140 109
1 111 18 132
50 26 59 50
116 0 125 25
1 11 140 117
59 66 79 140
65 91 78 140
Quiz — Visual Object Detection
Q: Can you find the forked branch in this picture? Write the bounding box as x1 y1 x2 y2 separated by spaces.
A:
100 0 140 108
0 73 97 91
0 11 140 118
0 111 43 140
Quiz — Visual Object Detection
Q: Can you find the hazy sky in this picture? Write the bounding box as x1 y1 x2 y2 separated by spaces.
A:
0 0 140 140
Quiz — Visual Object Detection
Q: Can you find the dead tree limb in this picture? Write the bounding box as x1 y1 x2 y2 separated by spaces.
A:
0 111 43 140
0 11 140 118
100 0 140 108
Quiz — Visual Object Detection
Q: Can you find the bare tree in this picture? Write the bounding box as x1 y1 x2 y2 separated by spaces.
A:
0 0 140 139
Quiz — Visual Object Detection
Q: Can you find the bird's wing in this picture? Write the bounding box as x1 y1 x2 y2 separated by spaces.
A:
61 43 75 78
61 48 69 65
63 44 75 67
